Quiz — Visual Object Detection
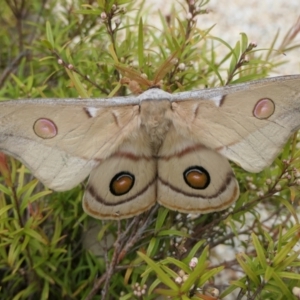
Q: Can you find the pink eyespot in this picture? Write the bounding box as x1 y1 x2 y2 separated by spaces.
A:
253 98 275 119
33 118 57 139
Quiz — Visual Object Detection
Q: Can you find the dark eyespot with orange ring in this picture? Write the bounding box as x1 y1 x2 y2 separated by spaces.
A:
183 166 210 190
110 172 135 196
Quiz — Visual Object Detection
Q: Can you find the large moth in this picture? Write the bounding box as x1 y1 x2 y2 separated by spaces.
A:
1 75 300 219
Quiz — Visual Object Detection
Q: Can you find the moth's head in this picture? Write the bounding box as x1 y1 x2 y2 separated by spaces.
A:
138 88 171 103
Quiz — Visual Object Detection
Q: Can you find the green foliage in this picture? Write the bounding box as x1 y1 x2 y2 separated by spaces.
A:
1 0 300 299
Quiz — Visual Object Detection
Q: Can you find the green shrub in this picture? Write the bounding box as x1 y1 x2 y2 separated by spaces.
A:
1 0 300 299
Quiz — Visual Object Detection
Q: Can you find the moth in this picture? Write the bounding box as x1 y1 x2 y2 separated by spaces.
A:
1 75 300 219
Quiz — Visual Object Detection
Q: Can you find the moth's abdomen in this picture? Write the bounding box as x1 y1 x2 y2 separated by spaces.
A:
140 99 172 152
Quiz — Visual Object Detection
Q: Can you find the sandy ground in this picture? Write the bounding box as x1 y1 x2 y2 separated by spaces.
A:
145 0 300 75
